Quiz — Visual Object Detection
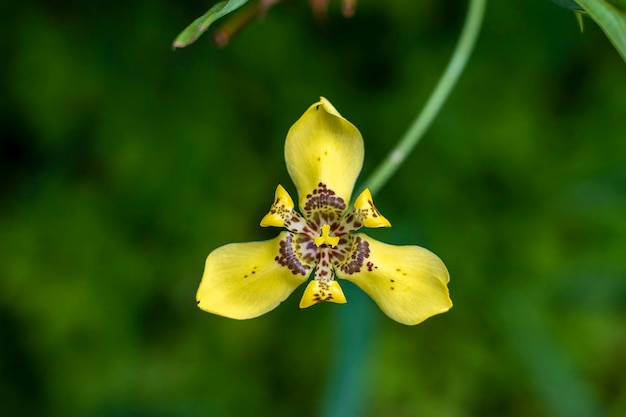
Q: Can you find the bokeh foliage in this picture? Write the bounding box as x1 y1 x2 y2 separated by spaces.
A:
1 1 625 417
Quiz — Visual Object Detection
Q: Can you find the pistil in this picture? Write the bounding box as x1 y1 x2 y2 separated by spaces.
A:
313 224 340 247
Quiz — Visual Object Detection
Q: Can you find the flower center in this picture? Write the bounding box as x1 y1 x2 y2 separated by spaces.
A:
313 224 339 247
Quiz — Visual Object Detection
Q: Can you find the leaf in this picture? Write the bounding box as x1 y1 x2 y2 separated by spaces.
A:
606 0 626 11
172 0 250 49
576 11 585 31
575 0 626 62
551 0 585 11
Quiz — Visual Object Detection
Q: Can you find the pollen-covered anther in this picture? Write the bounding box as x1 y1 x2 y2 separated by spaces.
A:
314 224 340 247
353 188 391 228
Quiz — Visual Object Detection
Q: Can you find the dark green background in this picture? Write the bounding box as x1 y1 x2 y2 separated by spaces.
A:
1 1 624 416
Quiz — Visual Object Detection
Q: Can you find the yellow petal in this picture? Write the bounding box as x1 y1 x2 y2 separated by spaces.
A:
299 280 347 308
285 97 364 213
197 232 311 320
353 188 391 228
260 184 295 227
335 234 452 325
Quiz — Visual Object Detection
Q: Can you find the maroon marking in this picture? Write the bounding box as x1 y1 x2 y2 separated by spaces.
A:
333 236 370 275
303 183 346 216
275 233 312 276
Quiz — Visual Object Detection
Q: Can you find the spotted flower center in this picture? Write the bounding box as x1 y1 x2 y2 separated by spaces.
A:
261 182 390 308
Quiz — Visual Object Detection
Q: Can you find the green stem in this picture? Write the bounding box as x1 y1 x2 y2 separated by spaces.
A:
363 0 487 195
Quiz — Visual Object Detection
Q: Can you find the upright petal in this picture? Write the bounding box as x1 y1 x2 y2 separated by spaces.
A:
260 185 313 235
337 188 391 235
197 232 313 320
285 97 364 212
353 188 391 228
260 184 295 228
334 234 452 325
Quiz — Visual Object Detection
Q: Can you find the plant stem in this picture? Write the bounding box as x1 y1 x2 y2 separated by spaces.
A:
363 0 487 195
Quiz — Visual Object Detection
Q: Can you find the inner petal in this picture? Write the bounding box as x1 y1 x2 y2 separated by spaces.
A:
334 188 391 235
299 247 347 308
261 184 315 235
353 188 391 228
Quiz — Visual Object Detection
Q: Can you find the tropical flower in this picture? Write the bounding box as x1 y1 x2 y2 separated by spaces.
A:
196 98 452 325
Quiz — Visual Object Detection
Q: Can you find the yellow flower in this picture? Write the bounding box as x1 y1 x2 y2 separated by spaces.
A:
197 98 452 325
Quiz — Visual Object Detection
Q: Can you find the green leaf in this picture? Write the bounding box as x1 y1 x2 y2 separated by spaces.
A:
576 11 585 32
552 0 585 11
575 0 626 62
172 0 250 49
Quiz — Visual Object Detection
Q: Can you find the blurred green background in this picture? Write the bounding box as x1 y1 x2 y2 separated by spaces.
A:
1 1 625 416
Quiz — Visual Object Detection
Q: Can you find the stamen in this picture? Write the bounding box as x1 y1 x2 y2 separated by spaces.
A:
314 224 340 247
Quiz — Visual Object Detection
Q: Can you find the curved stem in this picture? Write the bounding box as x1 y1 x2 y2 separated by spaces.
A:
363 0 487 195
